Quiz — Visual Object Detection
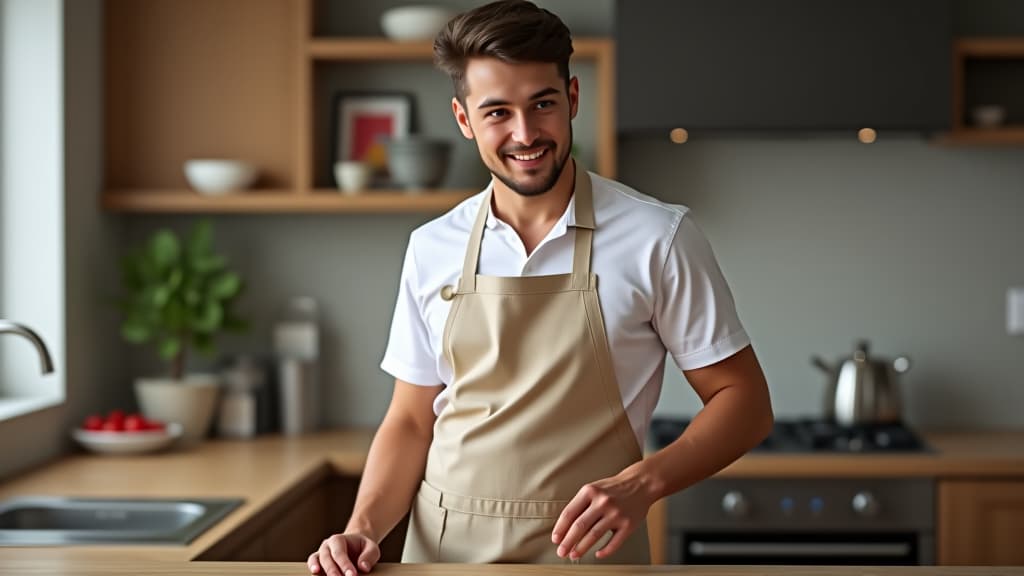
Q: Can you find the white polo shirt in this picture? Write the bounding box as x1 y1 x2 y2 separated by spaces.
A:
380 170 750 447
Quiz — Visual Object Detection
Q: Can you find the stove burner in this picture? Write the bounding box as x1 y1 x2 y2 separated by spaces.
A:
649 417 928 453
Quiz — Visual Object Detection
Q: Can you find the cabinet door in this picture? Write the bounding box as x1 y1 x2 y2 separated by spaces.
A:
264 483 329 561
616 0 952 133
938 480 1024 565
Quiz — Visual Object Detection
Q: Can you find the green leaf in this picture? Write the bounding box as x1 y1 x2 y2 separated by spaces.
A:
192 301 223 334
150 230 180 269
158 337 181 360
121 321 151 343
208 272 241 300
150 285 171 308
166 267 184 291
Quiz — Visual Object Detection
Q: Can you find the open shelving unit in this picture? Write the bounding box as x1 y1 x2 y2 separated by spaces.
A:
938 37 1024 145
102 0 615 214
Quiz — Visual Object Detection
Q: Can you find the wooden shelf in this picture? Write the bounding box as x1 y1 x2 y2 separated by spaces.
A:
307 37 612 61
935 127 1024 145
102 189 478 214
102 0 615 213
955 38 1024 58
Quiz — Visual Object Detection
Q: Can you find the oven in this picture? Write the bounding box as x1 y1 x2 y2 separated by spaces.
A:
665 477 935 565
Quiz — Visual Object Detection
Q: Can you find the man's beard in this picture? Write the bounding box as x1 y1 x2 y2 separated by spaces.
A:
489 126 574 197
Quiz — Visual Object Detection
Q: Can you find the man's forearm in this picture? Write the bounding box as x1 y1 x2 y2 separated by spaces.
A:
344 419 432 541
633 384 773 502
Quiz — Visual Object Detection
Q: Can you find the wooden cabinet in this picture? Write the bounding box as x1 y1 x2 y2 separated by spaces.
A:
616 0 952 135
198 473 332 562
102 0 615 214
938 480 1024 565
200 473 410 563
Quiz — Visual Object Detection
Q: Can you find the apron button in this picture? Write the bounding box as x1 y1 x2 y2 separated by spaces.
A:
440 285 455 301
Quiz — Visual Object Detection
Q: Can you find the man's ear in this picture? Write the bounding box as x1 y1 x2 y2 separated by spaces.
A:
568 76 580 120
452 97 475 140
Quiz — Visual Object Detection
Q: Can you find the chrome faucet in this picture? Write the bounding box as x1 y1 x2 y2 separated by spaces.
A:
0 320 55 374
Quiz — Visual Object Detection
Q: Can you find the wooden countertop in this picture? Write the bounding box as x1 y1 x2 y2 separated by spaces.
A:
1 428 1023 565
1 559 1023 575
712 429 1024 478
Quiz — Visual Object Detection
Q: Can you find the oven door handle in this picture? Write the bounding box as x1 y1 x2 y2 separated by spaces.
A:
688 541 912 558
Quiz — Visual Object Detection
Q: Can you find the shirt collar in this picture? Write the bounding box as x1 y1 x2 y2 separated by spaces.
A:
483 184 579 232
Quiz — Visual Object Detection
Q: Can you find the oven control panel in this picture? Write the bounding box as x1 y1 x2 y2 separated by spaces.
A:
667 478 934 531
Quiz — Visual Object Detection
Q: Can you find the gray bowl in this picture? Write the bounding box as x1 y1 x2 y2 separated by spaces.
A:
386 137 452 191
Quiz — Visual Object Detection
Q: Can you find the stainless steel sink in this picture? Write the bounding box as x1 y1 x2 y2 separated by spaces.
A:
0 496 244 546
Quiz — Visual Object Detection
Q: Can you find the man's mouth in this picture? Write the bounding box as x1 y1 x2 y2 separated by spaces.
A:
506 147 549 165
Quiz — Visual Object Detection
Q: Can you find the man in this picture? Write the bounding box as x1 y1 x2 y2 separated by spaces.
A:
309 1 772 573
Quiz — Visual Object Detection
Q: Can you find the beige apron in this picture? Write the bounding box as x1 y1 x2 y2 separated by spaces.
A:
402 163 649 564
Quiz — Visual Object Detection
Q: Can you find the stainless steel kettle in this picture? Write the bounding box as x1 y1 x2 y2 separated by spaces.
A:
811 340 910 427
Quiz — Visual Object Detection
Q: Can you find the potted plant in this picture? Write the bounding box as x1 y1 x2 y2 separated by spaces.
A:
118 219 247 445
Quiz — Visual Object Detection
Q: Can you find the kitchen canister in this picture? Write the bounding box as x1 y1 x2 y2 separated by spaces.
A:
216 355 267 438
273 297 321 435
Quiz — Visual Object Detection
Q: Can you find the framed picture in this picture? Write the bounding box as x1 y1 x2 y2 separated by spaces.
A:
331 92 415 177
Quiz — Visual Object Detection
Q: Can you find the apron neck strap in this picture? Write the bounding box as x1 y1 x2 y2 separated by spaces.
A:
461 161 595 292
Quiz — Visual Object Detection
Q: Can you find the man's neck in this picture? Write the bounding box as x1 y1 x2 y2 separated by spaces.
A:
490 159 576 253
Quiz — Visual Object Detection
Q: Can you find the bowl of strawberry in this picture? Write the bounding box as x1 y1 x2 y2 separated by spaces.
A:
72 410 182 455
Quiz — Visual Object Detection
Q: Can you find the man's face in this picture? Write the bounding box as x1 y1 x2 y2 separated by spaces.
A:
453 58 579 197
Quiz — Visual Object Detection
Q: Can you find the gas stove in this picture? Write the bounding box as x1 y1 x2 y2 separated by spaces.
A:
650 417 929 453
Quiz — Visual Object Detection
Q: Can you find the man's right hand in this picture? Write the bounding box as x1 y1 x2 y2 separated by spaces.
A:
308 532 381 576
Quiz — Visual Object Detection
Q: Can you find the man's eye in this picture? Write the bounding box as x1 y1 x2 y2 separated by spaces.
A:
486 109 508 118
535 100 555 110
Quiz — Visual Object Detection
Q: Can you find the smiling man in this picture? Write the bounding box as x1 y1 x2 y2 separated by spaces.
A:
309 1 772 573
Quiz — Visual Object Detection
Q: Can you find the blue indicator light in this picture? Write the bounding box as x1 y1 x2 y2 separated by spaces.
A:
780 497 795 513
810 497 825 513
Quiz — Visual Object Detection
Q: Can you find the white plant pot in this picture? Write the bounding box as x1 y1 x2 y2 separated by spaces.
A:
134 374 221 446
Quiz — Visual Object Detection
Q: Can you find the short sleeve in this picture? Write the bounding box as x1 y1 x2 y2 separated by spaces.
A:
653 213 750 371
379 235 444 385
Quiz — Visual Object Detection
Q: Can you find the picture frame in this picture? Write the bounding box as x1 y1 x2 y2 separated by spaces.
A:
331 91 415 179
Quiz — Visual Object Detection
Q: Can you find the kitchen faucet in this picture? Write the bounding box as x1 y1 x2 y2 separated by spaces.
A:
0 320 55 374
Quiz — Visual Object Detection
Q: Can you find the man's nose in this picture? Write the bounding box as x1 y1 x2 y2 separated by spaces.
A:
510 112 540 147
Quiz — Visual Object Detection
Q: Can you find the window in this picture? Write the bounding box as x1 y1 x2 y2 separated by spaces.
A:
0 0 65 420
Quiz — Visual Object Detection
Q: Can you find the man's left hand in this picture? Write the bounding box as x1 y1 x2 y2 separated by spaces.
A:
550 466 658 560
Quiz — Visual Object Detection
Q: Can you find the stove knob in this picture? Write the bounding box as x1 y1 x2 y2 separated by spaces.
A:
851 491 880 517
721 491 750 517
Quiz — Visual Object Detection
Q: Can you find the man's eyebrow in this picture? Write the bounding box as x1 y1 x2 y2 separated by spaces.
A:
476 87 561 110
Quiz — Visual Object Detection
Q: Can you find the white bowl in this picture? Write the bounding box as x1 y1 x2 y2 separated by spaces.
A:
334 161 372 194
184 159 258 195
971 105 1007 128
381 6 454 41
72 422 182 456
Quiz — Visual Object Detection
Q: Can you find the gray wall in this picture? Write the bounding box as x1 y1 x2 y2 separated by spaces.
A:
0 0 126 480
628 138 1024 428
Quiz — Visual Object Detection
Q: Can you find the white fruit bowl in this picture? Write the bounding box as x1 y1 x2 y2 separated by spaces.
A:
381 6 454 41
184 159 258 195
71 423 182 456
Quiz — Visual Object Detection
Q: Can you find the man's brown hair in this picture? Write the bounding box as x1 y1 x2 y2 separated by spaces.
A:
433 0 574 104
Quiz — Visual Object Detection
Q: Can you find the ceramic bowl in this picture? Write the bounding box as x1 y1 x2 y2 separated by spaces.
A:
72 423 183 456
184 159 259 195
334 161 373 194
381 6 454 41
971 105 1007 128
386 137 452 191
